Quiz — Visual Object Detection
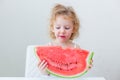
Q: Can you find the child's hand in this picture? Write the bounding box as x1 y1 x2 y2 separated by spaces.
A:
87 59 93 70
38 60 48 75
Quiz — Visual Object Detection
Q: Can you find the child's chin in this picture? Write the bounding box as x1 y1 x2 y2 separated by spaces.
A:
58 39 67 43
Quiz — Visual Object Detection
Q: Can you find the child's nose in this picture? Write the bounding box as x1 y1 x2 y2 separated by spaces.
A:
60 28 65 33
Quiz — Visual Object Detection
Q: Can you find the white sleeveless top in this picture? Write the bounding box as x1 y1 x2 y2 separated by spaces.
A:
48 42 78 48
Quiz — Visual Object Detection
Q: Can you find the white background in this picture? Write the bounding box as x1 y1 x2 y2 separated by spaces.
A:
0 0 120 80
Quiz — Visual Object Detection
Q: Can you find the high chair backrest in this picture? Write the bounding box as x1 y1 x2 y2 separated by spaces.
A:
25 45 42 77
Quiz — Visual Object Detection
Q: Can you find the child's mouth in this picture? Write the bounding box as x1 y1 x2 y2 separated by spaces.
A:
59 36 66 38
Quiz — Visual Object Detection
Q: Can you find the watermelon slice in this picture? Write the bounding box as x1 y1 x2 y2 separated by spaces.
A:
35 46 94 78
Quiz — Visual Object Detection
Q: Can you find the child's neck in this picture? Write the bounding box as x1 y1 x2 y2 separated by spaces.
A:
53 40 73 48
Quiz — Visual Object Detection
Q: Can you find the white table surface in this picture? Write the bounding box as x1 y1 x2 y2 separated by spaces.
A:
0 77 106 80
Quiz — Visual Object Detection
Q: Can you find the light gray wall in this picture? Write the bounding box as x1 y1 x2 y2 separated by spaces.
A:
0 0 120 80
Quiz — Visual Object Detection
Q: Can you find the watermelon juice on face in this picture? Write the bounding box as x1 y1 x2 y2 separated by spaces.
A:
53 15 74 44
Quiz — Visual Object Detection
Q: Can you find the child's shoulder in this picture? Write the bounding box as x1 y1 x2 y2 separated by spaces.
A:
44 42 54 46
73 42 80 49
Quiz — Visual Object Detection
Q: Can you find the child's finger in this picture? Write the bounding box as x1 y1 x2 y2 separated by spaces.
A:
38 60 46 67
40 62 47 70
88 63 93 69
43 65 48 72
38 60 48 71
42 65 49 75
90 59 93 64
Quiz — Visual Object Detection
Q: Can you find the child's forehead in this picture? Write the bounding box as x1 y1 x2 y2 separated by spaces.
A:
54 15 74 26
55 15 73 21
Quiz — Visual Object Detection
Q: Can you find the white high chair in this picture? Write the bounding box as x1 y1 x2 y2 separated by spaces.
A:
25 45 42 77
25 45 106 80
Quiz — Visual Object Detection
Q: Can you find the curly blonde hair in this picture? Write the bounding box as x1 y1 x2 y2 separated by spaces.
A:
49 4 80 40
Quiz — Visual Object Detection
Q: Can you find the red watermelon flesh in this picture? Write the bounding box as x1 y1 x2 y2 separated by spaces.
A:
35 46 94 78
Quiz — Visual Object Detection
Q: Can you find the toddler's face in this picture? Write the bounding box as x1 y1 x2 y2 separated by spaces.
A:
52 15 74 43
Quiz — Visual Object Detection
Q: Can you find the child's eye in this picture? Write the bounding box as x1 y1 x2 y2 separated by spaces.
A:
55 26 60 29
65 27 70 30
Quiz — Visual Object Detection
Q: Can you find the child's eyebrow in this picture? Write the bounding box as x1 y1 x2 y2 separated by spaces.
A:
55 24 61 26
64 25 72 27
65 24 70 26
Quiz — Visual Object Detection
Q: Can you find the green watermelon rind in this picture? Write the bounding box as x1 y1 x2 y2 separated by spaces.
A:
34 47 41 61
34 46 94 78
88 52 94 66
46 52 94 78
